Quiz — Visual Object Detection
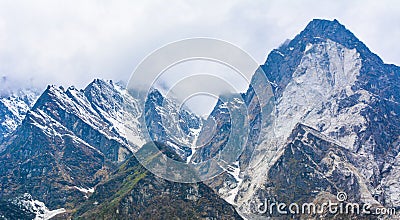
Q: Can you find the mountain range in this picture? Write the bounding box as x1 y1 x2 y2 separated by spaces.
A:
0 19 399 219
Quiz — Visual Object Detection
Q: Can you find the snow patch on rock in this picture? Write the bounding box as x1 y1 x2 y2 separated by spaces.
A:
11 193 66 220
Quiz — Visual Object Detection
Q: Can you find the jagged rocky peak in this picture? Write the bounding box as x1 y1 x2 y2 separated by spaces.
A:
0 78 141 211
277 19 367 54
258 19 398 163
263 19 387 98
31 84 67 110
143 88 204 161
298 19 356 43
84 79 140 116
85 79 119 96
16 80 139 159
197 19 400 219
144 89 165 109
267 19 399 102
0 88 40 142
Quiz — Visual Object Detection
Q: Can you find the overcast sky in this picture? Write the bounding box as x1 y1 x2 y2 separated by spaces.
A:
0 0 399 99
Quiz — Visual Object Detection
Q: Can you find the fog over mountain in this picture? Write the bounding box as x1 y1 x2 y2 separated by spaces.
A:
0 1 398 93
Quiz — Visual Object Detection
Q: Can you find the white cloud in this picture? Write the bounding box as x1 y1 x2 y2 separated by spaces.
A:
0 0 398 96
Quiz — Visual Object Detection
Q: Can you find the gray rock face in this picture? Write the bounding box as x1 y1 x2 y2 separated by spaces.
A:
74 142 242 219
200 19 399 219
241 124 382 219
0 79 207 217
144 89 202 161
0 193 66 220
0 89 39 144
0 80 140 210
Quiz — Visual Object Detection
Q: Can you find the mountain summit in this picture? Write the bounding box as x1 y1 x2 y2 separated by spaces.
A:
199 19 400 219
299 19 360 47
265 19 399 101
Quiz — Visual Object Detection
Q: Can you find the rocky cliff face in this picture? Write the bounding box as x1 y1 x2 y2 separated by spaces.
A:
241 124 383 219
0 80 140 211
0 89 39 144
74 142 242 219
0 193 66 220
0 80 215 219
200 19 399 219
144 89 202 161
